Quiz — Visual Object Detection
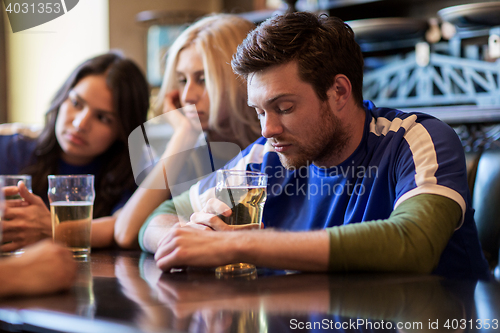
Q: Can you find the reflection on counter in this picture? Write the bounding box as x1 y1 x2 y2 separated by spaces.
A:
112 253 476 333
0 250 496 333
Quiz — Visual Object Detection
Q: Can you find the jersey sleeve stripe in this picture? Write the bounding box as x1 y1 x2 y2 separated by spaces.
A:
403 122 439 187
369 114 416 137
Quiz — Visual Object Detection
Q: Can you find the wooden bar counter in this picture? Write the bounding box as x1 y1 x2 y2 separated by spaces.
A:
0 249 499 332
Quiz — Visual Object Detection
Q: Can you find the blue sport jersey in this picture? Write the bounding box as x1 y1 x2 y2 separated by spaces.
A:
188 101 489 280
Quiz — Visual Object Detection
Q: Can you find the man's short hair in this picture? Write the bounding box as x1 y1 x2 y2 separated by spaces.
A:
231 12 364 107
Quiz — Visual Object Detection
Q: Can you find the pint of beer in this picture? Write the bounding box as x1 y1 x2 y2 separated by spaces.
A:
214 170 267 276
215 186 266 229
47 175 95 258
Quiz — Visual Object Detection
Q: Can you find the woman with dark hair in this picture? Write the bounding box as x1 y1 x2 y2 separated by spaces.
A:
0 52 150 250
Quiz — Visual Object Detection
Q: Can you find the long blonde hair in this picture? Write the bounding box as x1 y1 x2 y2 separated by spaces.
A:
156 14 260 148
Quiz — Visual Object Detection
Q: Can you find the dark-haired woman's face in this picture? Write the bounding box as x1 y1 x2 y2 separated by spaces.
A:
55 75 119 166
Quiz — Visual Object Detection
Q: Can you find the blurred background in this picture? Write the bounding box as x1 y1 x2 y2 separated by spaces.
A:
1 0 498 127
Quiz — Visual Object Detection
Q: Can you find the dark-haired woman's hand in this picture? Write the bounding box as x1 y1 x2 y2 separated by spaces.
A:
1 182 52 252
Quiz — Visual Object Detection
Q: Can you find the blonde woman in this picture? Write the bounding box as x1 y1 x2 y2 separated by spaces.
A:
114 14 261 248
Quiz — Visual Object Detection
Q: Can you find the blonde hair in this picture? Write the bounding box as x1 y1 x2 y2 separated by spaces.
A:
155 14 260 148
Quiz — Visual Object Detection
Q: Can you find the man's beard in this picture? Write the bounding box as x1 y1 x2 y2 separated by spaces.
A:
277 102 350 169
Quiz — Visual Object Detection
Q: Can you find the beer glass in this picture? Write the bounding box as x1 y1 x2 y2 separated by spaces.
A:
47 175 95 258
0 175 32 200
0 175 32 256
215 170 267 277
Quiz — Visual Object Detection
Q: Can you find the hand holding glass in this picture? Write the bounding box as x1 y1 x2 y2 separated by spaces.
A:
215 170 267 277
0 175 32 256
0 178 4 248
47 175 95 258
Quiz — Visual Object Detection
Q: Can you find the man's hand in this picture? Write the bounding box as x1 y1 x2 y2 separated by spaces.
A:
2 182 52 251
153 198 268 271
154 226 240 271
0 239 77 297
188 198 264 231
154 225 330 273
187 198 233 231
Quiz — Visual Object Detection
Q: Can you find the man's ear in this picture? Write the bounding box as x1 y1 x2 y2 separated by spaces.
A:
327 74 352 110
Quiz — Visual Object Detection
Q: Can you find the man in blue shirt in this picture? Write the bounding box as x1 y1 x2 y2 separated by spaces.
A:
140 12 489 279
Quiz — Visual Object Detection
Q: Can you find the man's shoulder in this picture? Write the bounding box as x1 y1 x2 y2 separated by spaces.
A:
367 103 456 140
365 102 465 174
369 103 439 124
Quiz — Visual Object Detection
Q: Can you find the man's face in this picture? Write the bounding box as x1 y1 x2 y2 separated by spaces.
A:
247 62 350 169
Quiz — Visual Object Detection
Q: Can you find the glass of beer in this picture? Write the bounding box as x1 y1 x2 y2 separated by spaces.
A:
0 175 32 256
0 175 32 200
214 170 267 277
47 175 94 258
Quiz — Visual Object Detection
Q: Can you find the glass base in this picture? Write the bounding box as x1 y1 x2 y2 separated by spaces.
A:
215 263 257 279
69 247 90 259
74 255 90 262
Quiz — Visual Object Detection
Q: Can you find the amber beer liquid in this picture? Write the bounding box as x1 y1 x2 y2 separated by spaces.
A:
215 186 267 229
50 201 93 257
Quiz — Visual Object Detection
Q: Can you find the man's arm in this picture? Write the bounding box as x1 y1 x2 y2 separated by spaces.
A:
154 226 330 271
327 193 460 273
153 193 459 273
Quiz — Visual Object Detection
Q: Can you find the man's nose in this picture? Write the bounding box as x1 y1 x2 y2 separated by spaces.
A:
261 113 284 139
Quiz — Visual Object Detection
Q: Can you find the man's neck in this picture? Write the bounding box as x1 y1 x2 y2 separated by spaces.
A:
315 103 366 167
